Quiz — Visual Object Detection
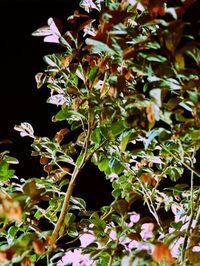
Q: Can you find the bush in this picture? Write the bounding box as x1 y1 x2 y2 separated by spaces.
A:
0 0 200 265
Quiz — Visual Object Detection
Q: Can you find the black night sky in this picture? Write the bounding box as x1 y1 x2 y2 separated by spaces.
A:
0 0 113 210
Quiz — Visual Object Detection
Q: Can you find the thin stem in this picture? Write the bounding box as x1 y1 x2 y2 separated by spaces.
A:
49 120 91 248
180 191 200 265
108 255 113 266
180 149 195 265
160 144 200 178
139 182 164 232
49 116 107 249
119 159 164 232
57 234 80 247
101 207 114 220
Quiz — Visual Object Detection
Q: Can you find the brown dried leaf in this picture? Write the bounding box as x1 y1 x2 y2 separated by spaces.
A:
54 128 70 143
1 200 22 223
43 164 53 173
21 257 31 266
61 55 73 68
140 173 156 186
152 243 175 265
146 103 155 123
33 239 45 254
0 248 15 262
40 156 49 165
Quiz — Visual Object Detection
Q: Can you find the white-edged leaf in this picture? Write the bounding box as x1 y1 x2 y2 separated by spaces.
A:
44 34 60 44
47 17 61 35
32 25 52 37
47 95 67 106
43 55 57 67
70 196 86 209
150 88 162 107
85 38 115 55
80 0 98 13
14 122 34 138
76 68 86 82
5 156 19 164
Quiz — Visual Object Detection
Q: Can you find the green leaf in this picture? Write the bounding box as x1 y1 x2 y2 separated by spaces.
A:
100 121 126 141
0 161 9 175
86 38 115 55
70 196 86 210
109 159 124 175
165 166 184 182
119 131 131 151
91 127 101 144
186 48 200 64
98 158 109 172
54 109 86 121
112 188 121 199
0 161 15 181
146 42 161 49
89 66 98 82
17 233 34 248
179 101 193 112
5 156 19 164
64 213 76 226
100 126 115 141
34 210 43 220
90 213 106 230
188 91 198 104
8 226 18 238
76 154 83 166
139 53 167 63
111 120 126 136
188 130 200 140
68 226 79 238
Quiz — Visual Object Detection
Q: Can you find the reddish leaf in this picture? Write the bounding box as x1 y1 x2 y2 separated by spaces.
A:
21 257 31 266
40 156 49 165
43 164 53 173
0 200 22 223
146 103 155 123
140 173 156 186
33 239 45 254
152 243 175 265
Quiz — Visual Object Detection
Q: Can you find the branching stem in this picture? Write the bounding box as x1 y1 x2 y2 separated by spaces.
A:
50 118 91 248
160 144 200 178
50 162 83 247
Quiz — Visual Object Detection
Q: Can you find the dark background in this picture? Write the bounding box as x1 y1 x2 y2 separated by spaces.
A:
0 0 200 211
0 0 113 210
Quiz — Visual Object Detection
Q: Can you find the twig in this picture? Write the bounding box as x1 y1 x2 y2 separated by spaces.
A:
180 149 195 265
160 144 200 178
118 159 164 232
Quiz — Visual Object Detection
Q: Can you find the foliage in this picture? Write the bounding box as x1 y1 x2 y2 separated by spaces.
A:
1 0 200 265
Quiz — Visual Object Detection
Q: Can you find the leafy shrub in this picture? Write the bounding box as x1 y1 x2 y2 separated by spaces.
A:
0 0 200 265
